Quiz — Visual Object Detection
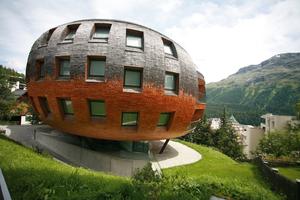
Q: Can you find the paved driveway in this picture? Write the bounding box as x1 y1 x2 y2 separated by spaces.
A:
150 140 202 169
0 125 48 148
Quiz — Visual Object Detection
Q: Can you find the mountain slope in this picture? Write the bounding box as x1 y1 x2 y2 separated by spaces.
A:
206 53 300 125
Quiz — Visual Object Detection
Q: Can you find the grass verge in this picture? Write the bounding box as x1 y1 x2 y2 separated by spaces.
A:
164 141 283 200
0 135 131 200
277 166 300 181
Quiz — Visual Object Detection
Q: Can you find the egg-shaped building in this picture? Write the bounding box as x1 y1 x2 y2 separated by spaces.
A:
26 19 205 141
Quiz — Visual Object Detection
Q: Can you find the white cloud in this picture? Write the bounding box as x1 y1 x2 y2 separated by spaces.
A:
164 0 300 83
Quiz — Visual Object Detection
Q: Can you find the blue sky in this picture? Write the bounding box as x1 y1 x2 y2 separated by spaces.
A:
0 0 299 83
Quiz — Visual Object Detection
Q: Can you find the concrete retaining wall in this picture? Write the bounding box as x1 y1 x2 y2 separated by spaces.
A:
35 130 148 177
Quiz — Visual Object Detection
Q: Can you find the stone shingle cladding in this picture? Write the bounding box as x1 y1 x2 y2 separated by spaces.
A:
26 19 205 141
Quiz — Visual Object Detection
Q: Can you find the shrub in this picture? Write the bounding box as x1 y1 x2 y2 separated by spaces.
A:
132 163 212 199
255 130 300 160
182 110 245 161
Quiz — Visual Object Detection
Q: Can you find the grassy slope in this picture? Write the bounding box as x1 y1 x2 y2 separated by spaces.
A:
0 135 131 200
164 141 282 200
0 135 282 200
277 167 300 181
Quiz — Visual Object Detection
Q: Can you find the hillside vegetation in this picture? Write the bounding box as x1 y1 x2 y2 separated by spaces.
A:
206 53 300 125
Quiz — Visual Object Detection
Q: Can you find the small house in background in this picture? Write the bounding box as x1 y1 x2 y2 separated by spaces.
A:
10 80 26 92
10 89 33 125
260 113 299 133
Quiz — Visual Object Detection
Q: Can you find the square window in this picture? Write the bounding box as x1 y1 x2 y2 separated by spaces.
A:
62 24 80 43
59 59 70 77
92 24 111 42
39 97 51 117
88 58 105 78
122 112 138 126
124 68 142 88
94 28 109 39
164 72 177 91
126 29 143 49
60 99 74 115
157 113 171 126
162 38 177 57
64 29 76 41
89 100 106 117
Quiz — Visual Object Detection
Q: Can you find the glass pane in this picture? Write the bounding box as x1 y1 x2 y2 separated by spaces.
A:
65 30 76 40
90 101 105 116
122 112 138 126
60 60 70 76
94 27 109 39
165 74 175 90
164 44 173 55
89 60 105 76
126 35 142 48
158 113 171 126
125 70 141 87
62 99 73 114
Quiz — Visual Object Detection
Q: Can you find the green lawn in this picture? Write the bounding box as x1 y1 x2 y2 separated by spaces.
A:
0 135 282 200
164 141 282 200
0 135 132 200
277 167 300 181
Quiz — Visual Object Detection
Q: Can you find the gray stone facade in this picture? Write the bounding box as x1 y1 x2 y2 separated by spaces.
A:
26 19 203 97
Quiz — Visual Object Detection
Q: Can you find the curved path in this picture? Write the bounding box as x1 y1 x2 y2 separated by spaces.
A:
150 140 202 169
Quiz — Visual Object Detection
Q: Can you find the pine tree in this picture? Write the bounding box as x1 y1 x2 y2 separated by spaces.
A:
190 116 215 146
0 67 15 119
181 116 214 146
214 107 245 160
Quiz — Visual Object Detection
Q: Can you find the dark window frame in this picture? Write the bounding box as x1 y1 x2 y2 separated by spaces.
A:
62 24 80 43
126 29 144 49
59 98 74 115
88 99 106 117
157 112 172 126
57 57 71 78
87 56 106 79
162 38 177 58
164 71 179 93
91 23 111 42
121 112 139 126
123 67 143 89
